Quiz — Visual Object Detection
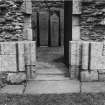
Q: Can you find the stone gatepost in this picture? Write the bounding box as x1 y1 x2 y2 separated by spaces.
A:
69 0 82 79
23 0 36 80
72 0 81 41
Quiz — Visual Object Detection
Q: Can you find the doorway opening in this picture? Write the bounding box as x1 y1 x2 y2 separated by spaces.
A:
32 1 69 80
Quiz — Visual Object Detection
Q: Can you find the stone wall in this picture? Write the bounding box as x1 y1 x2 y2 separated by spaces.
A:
0 0 24 41
81 0 105 41
69 41 105 81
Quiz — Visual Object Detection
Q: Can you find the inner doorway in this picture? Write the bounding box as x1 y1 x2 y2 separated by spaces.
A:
31 1 70 80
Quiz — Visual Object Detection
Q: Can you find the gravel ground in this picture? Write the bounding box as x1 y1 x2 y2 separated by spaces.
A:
0 93 105 105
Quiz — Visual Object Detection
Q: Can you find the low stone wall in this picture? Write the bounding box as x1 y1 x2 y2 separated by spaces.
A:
0 41 36 85
69 41 105 81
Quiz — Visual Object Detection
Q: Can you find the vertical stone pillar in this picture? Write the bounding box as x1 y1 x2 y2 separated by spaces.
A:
72 0 81 41
23 0 34 80
23 0 33 41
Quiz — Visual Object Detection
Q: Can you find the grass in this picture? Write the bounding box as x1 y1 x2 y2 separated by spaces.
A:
0 93 105 105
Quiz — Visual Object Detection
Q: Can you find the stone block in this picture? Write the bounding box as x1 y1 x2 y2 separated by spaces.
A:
72 26 80 41
39 11 49 46
1 42 16 55
24 16 32 29
73 0 81 14
91 42 105 69
98 69 105 74
69 66 80 79
99 73 105 81
24 0 32 14
18 43 25 71
0 56 1 71
24 28 33 41
72 16 80 26
69 41 81 66
7 72 26 84
81 70 98 82
0 18 5 23
1 55 17 72
30 42 36 65
82 42 89 70
51 13 59 46
81 82 105 93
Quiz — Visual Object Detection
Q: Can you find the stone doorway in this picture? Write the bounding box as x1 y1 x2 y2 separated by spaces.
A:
31 1 68 81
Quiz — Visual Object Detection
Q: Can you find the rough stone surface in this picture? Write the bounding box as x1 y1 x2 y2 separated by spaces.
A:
80 70 98 82
0 85 25 94
81 1 105 41
98 73 105 81
24 80 80 94
81 82 105 93
7 72 26 84
0 0 24 41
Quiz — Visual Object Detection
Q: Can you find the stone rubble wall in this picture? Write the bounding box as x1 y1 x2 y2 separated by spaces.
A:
69 41 105 81
0 0 25 41
81 0 105 41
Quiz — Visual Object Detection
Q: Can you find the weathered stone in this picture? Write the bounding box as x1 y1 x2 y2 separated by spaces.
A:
69 65 80 79
39 11 49 46
82 42 89 70
51 13 59 46
81 70 98 82
99 73 105 81
81 1 105 41
91 42 105 69
1 55 17 72
5 17 13 21
0 18 5 23
98 69 105 74
7 73 26 84
0 0 24 41
69 41 81 66
1 42 16 54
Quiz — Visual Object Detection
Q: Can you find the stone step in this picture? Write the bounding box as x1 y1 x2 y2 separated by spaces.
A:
33 74 70 81
24 80 80 94
35 68 67 75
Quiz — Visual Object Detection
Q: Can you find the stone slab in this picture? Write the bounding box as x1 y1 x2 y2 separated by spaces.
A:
0 85 25 94
51 13 59 46
73 0 81 14
60 8 64 46
36 68 66 75
24 80 80 94
33 74 69 81
72 26 80 41
1 55 17 72
91 42 105 69
81 82 105 93
1 43 16 55
39 11 49 46
72 16 80 26
69 41 81 65
99 73 105 81
82 42 89 69
80 71 98 82
18 43 25 71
